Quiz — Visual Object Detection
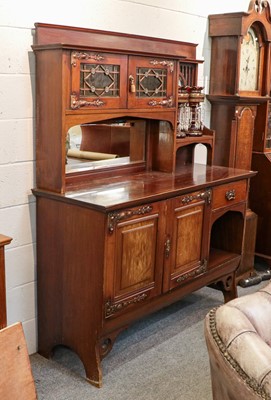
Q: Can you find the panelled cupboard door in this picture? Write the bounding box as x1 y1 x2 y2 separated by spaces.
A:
70 52 128 110
163 194 208 292
104 201 166 320
127 56 176 109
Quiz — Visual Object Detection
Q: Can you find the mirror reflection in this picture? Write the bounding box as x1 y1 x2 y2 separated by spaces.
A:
66 120 146 173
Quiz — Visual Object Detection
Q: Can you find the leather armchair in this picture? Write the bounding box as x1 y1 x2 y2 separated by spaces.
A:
204 281 271 400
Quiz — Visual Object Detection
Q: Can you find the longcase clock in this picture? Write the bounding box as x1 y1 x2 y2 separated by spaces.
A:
208 0 271 284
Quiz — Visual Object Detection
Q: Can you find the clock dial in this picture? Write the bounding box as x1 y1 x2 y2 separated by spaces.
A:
239 27 260 91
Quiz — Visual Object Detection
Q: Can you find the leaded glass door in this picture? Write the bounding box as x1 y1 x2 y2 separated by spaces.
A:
127 56 176 109
71 52 127 109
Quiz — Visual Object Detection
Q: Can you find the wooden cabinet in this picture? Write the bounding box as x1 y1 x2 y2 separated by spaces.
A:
250 101 271 264
32 22 255 387
33 167 254 387
71 52 176 111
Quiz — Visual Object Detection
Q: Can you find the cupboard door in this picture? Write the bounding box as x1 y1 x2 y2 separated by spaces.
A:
70 52 128 110
127 56 176 109
104 202 166 319
230 105 257 170
163 194 207 291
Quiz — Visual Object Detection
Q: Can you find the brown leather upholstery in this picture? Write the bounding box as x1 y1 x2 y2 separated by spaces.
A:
205 281 271 400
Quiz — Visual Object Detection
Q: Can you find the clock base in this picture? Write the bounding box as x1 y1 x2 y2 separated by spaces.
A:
238 273 262 288
238 258 271 288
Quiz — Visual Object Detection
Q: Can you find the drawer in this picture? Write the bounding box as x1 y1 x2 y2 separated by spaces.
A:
177 188 211 207
212 180 247 210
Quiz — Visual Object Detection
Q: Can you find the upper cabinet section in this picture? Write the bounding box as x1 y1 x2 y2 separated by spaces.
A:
32 23 201 193
70 52 176 111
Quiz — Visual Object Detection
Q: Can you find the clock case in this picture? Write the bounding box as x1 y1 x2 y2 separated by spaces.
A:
208 0 271 99
208 0 271 282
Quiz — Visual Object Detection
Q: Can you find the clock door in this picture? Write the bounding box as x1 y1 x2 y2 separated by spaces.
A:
238 25 263 96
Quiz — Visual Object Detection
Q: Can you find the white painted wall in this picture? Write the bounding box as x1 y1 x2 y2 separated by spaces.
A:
0 0 252 354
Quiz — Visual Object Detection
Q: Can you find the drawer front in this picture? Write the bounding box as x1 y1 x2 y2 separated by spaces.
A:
212 180 247 210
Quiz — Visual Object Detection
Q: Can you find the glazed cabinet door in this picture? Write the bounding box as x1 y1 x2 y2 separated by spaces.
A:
104 201 166 320
70 51 128 110
127 56 176 109
163 190 210 292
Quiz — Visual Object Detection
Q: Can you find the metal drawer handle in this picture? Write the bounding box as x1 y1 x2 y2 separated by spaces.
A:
148 96 173 107
225 189 236 201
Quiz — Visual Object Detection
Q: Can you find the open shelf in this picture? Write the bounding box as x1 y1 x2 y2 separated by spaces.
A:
209 248 240 270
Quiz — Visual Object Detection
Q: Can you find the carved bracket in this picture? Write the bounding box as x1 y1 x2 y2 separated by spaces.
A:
105 293 148 318
250 0 268 13
149 60 174 72
181 189 212 205
71 51 104 67
108 205 153 233
70 95 105 109
148 96 173 107
176 259 207 284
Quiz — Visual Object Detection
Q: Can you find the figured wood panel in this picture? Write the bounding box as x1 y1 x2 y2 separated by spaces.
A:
174 205 203 271
115 216 158 297
0 323 37 399
163 200 206 292
174 204 203 269
233 105 257 170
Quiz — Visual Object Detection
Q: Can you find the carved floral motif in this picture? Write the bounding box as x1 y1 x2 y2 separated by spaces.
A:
71 51 104 67
108 205 153 233
105 293 148 317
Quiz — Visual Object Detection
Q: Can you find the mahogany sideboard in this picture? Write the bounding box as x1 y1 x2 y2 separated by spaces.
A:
32 23 256 387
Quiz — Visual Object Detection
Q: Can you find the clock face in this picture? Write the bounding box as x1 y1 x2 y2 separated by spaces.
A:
239 27 260 91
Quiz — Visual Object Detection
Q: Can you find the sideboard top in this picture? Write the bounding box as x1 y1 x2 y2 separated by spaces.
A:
33 164 256 211
33 22 198 59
